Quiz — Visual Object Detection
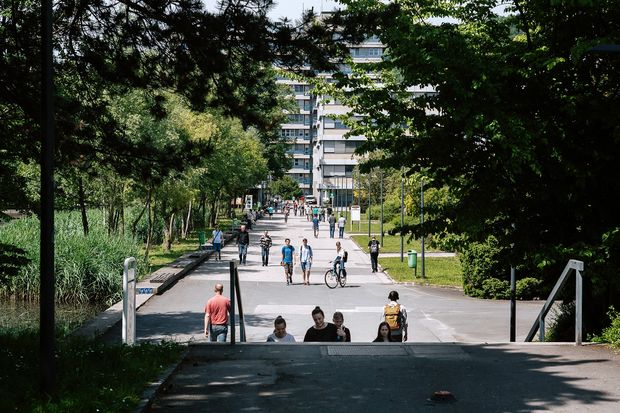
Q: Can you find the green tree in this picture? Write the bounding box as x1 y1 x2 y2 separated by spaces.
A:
271 175 304 200
338 0 620 330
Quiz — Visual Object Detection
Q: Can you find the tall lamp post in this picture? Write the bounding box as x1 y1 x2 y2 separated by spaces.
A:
400 169 404 262
368 172 371 237
41 0 56 395
380 169 384 246
420 180 425 278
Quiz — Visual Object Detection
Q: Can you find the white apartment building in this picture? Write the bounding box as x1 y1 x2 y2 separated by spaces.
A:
277 34 386 206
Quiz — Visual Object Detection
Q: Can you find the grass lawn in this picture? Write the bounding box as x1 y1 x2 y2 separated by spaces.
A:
351 234 441 253
143 235 201 273
0 329 184 412
379 256 463 287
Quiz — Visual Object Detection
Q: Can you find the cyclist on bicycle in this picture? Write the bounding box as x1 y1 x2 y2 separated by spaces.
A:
333 241 347 277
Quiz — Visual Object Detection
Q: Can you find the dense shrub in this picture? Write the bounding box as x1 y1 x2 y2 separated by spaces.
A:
460 236 505 297
547 302 576 342
516 277 542 300
481 278 510 299
367 199 400 223
591 306 620 349
0 211 145 305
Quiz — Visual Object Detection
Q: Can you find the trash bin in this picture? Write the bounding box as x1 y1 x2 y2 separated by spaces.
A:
407 250 417 268
198 231 206 249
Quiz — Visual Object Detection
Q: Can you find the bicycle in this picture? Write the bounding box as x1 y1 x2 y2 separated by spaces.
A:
324 260 347 288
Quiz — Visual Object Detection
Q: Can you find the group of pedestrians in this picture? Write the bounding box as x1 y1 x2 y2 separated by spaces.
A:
204 286 408 343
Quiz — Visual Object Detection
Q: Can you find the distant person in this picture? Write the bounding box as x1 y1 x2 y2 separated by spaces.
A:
237 224 250 265
337 214 346 238
267 206 274 219
266 316 296 343
313 205 319 216
373 321 394 342
312 214 320 238
281 238 295 285
204 283 231 342
260 230 272 266
212 224 223 260
333 311 351 342
328 213 336 238
303 306 338 342
382 291 408 342
368 235 381 273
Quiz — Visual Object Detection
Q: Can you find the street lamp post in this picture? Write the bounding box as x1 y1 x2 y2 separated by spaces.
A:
380 169 384 246
41 0 56 395
368 172 371 237
420 180 425 278
400 169 404 262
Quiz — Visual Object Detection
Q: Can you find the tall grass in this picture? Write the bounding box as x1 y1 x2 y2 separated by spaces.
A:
0 211 144 305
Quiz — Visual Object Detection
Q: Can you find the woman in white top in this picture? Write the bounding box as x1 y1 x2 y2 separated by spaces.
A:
266 316 296 343
333 241 346 276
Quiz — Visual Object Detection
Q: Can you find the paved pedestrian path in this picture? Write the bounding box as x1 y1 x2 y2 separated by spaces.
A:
101 211 547 345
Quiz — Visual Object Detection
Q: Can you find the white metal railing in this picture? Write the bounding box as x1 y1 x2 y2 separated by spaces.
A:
525 259 584 345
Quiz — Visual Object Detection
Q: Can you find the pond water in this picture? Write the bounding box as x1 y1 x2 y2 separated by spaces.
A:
0 299 108 333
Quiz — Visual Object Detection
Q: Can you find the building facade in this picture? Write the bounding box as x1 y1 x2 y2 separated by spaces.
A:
277 34 386 206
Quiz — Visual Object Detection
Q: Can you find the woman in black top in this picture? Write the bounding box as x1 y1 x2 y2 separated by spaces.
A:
373 322 394 342
304 306 339 342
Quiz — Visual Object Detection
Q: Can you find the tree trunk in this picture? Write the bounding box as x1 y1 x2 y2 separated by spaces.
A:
183 200 192 238
163 212 175 252
131 200 148 237
78 176 89 236
144 189 153 261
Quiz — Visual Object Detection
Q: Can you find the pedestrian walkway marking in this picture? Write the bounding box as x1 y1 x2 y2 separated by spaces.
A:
254 305 384 314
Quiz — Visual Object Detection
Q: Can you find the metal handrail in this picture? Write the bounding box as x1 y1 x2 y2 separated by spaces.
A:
229 260 246 344
525 259 584 345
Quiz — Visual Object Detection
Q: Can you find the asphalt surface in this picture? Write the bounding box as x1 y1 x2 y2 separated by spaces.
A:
103 213 545 344
98 213 620 412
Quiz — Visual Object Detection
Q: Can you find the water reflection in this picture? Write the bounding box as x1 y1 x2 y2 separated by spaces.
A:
0 300 107 332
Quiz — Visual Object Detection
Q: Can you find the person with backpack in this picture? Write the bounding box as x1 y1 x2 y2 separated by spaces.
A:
382 290 408 342
333 241 347 278
368 235 381 273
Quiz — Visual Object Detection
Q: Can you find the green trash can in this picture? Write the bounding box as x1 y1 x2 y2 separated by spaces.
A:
408 250 417 268
408 250 417 277
198 231 206 249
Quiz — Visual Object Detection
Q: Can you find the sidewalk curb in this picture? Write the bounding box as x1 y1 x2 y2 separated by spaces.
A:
133 349 189 413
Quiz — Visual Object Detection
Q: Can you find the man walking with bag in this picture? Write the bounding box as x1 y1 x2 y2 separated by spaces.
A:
368 235 380 273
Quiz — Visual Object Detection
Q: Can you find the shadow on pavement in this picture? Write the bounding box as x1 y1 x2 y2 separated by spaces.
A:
148 343 620 412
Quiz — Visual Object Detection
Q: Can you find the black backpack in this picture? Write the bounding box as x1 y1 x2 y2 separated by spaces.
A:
343 250 348 263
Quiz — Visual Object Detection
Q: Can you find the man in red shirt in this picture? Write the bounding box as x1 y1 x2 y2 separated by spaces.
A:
204 283 231 342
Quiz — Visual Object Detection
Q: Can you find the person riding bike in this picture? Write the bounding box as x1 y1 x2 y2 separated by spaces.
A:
333 241 347 278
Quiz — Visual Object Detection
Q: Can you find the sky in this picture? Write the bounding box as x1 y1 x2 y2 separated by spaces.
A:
203 1 342 21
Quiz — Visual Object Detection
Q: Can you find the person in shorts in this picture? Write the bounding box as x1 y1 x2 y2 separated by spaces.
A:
281 238 295 285
298 238 313 285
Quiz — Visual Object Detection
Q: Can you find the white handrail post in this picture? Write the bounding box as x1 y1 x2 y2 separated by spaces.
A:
123 257 137 345
575 266 584 345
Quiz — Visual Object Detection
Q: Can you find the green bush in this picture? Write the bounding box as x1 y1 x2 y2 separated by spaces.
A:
367 199 400 223
547 302 576 342
0 211 145 305
516 277 542 300
591 306 620 348
460 236 505 297
482 278 510 299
